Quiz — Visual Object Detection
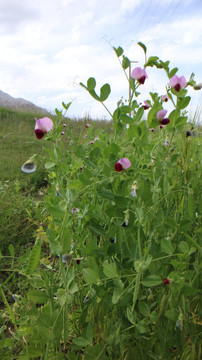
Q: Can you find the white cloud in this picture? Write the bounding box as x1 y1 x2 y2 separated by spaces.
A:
0 0 201 120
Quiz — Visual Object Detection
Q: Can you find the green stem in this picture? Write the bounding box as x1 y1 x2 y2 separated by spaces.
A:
101 101 113 118
0 286 17 331
132 269 141 311
138 225 142 260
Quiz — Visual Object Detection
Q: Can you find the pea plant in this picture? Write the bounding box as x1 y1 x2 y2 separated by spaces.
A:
1 43 201 360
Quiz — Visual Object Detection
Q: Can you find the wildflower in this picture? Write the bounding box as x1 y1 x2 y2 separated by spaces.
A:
169 75 187 92
131 181 138 197
85 123 90 128
75 258 83 264
62 254 70 263
193 82 202 90
142 100 150 110
61 131 64 135
21 154 37 173
114 158 131 172
71 207 79 214
131 67 148 84
149 128 155 132
63 123 67 127
34 117 53 139
90 140 94 144
161 94 169 102
157 109 170 125
163 278 170 285
94 136 99 141
164 138 169 146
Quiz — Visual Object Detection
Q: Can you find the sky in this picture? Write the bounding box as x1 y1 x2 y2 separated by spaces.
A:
0 0 202 121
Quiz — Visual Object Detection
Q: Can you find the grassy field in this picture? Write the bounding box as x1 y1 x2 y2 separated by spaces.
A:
0 107 112 253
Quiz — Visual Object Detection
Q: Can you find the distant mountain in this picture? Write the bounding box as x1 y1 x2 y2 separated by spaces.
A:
0 90 49 114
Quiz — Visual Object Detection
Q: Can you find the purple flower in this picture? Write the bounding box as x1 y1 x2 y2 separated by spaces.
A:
115 158 131 172
34 117 53 139
85 123 90 128
63 123 67 127
149 128 155 132
161 94 169 102
142 100 150 110
61 131 64 135
169 75 187 92
157 109 170 125
131 67 148 84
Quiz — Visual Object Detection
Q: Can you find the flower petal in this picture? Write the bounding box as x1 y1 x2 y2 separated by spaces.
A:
35 117 53 132
179 75 187 88
169 75 178 88
118 158 131 170
157 109 167 120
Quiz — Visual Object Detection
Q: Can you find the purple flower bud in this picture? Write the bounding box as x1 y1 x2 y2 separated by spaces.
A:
161 94 169 102
142 100 150 110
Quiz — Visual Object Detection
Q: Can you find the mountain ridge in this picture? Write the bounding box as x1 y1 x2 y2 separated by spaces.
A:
0 90 49 114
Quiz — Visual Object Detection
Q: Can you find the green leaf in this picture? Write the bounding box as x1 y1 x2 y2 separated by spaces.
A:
177 96 191 109
62 228 72 254
142 275 162 287
62 101 71 111
97 190 114 200
8 244 15 257
26 239 41 275
179 241 189 254
46 205 65 218
121 114 133 124
27 289 49 304
187 195 195 219
87 77 96 90
175 116 187 127
45 162 56 169
161 238 173 255
75 144 86 159
126 307 137 324
89 89 100 101
169 67 178 79
73 336 91 347
134 107 144 123
145 56 159 67
112 279 124 304
138 42 147 55
122 55 130 69
103 261 118 278
138 302 150 316
83 268 99 284
100 83 111 101
87 224 105 237
114 46 124 57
